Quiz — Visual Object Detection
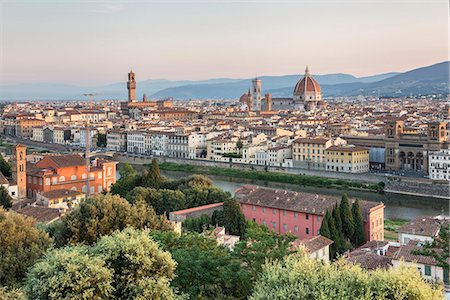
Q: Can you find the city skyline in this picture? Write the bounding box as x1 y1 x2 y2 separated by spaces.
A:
1 0 449 86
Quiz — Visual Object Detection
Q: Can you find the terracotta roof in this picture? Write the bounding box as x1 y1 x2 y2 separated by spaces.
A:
42 189 84 199
171 202 224 216
294 235 333 253
36 154 85 169
293 137 330 144
346 250 392 270
293 74 321 95
235 186 383 220
392 240 438 265
397 216 442 237
17 206 61 224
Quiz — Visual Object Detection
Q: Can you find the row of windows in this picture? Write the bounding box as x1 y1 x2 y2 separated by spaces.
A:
244 205 320 221
261 220 313 234
28 172 104 185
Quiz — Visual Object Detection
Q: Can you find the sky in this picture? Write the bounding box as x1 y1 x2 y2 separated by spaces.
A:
1 0 449 86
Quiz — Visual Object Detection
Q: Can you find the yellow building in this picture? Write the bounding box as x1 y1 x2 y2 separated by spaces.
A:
292 137 346 169
326 145 369 173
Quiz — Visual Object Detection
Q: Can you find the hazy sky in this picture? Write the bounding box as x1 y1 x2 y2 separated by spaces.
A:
1 0 449 86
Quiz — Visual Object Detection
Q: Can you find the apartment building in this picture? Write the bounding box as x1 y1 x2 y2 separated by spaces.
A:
325 145 369 173
428 149 450 181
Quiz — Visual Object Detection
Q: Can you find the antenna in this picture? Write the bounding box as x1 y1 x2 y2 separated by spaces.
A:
83 93 94 200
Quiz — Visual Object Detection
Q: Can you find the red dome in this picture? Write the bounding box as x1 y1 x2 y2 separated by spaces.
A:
293 75 321 95
239 93 249 103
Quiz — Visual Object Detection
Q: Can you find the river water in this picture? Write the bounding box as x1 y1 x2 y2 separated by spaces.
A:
160 170 449 221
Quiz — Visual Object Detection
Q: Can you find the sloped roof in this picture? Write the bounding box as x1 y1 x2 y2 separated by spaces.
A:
36 154 85 169
0 171 9 185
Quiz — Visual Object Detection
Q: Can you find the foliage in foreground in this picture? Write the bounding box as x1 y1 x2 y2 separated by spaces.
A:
25 228 177 300
46 193 173 247
250 254 444 300
0 208 52 287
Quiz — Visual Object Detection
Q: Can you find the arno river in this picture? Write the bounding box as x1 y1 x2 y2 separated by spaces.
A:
160 170 449 221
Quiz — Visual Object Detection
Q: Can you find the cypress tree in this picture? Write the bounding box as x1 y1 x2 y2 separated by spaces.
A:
351 199 366 246
332 203 342 233
327 212 341 258
319 211 331 239
339 194 354 241
0 154 12 178
143 159 162 189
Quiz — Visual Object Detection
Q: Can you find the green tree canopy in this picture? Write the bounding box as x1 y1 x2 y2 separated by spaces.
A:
0 185 13 209
319 210 331 239
250 254 445 300
92 228 176 300
142 159 163 189
48 194 172 246
0 208 52 287
0 153 12 177
24 246 114 300
212 198 247 236
233 222 296 281
96 133 107 148
152 231 251 299
110 163 139 197
340 194 354 241
351 199 366 247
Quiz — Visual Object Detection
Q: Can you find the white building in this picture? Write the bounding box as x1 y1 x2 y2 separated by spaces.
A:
107 130 128 152
0 172 18 199
31 127 44 142
127 131 146 154
429 149 450 181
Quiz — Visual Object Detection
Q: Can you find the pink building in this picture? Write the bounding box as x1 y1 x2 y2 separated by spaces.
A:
235 186 385 241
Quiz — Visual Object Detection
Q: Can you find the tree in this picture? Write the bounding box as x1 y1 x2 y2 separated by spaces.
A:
153 231 252 299
96 133 107 148
250 255 445 300
0 153 12 177
414 222 449 269
0 185 13 209
183 214 213 233
233 222 296 281
351 199 366 247
177 174 213 189
24 246 114 300
110 163 138 197
92 228 176 300
212 198 247 236
0 208 52 287
49 194 172 246
339 194 354 241
327 211 342 258
319 210 331 239
236 139 244 150
142 159 163 189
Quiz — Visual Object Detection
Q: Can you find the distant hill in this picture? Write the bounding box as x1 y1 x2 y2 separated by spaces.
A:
1 62 447 100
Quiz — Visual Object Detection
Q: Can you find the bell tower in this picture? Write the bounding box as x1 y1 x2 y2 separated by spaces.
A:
127 69 136 102
12 145 26 199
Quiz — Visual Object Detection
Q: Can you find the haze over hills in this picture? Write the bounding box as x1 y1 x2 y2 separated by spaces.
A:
0 62 448 101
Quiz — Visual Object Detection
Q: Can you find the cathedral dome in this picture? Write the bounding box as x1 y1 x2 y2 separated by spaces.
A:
239 92 249 104
293 66 321 96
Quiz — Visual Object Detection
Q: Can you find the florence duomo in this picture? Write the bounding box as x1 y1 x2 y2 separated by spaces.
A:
241 66 327 113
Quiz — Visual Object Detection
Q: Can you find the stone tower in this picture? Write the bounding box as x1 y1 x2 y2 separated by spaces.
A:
127 69 136 102
251 77 262 111
12 144 26 199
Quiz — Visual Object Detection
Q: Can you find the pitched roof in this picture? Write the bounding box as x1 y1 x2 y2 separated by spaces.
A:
294 235 333 253
392 240 439 266
346 250 392 270
397 216 442 237
235 186 383 218
17 206 61 224
36 154 85 169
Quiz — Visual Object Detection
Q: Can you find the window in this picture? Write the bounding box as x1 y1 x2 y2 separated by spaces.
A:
52 177 57 184
263 207 266 213
82 173 87 179
318 216 321 222
59 176 65 182
45 178 50 185
294 212 298 218
294 226 298 232
306 228 309 234
273 222 277 229
33 177 37 184
98 172 102 179
283 224 287 231
262 220 266 225
306 213 309 220
273 209 277 215
107 167 112 176
28 176 31 183
90 173 95 179
98 186 102 192
39 178 42 186
424 265 431 276
71 175 77 180
283 210 286 216
90 186 95 194
252 205 256 211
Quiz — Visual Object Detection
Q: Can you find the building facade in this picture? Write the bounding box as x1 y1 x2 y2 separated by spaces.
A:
428 149 450 181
